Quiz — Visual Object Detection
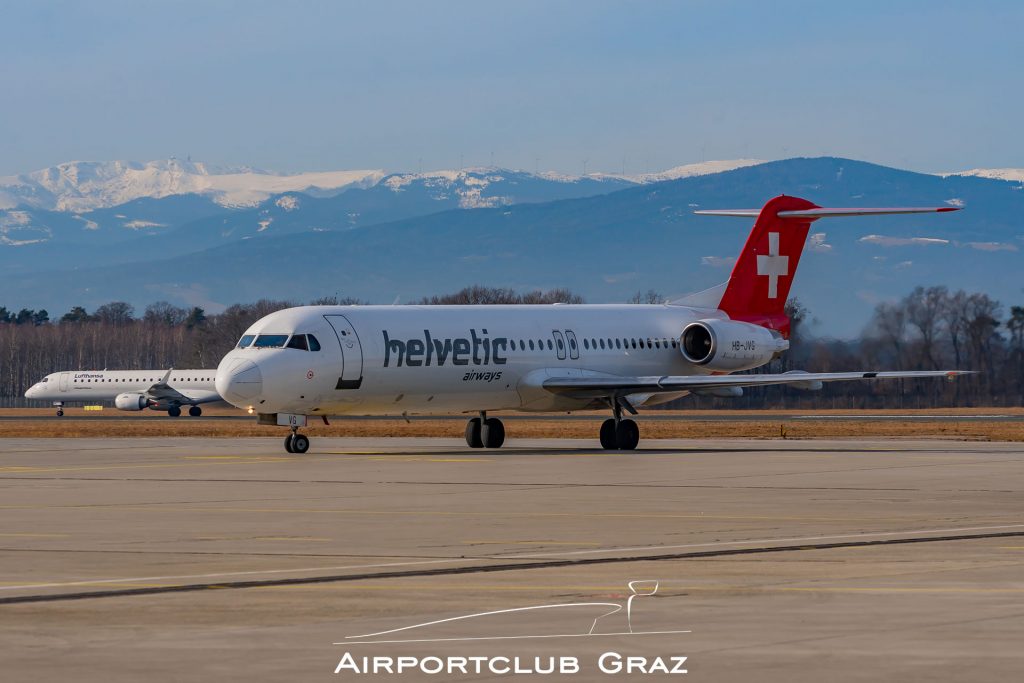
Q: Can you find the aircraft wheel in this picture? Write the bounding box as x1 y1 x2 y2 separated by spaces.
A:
482 417 505 448
599 418 617 449
56 409 64 417
615 418 640 450
284 434 295 453
188 406 202 417
291 434 310 454
465 417 483 448
168 406 182 417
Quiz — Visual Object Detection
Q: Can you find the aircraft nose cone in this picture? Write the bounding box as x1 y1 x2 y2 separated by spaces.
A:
24 384 39 398
216 359 263 405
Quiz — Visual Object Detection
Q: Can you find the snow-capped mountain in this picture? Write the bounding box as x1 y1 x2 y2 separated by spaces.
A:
0 159 385 212
0 158 768 214
945 168 1024 183
599 159 766 183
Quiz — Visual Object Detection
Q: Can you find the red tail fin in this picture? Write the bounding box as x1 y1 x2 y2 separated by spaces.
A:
694 196 960 337
717 195 819 334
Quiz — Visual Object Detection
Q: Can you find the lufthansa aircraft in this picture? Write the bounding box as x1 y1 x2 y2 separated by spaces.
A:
25 368 221 416
214 195 965 454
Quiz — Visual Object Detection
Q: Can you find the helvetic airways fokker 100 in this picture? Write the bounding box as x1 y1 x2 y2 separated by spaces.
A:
214 195 966 454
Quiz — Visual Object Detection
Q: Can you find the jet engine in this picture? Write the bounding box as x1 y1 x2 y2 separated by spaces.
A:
679 319 789 372
114 392 150 411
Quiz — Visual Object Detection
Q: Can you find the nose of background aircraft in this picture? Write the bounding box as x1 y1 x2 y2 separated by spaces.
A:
24 383 40 399
215 357 263 406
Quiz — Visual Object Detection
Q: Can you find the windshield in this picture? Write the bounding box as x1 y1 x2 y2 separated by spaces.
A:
253 334 289 348
237 334 256 348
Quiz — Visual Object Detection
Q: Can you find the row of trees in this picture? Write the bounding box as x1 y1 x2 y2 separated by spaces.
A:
717 287 1022 408
3 286 1021 406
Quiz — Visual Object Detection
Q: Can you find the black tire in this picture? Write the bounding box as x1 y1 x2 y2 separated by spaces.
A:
482 417 505 448
56 409 64 417
168 406 181 417
615 418 640 450
188 406 202 417
465 417 483 448
599 418 617 449
284 434 295 453
291 434 310 454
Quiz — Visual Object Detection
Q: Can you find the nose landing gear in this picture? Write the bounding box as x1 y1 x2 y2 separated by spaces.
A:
284 427 310 454
599 399 640 450
466 412 505 448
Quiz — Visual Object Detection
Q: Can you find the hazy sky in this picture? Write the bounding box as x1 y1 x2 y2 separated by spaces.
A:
1 0 1021 176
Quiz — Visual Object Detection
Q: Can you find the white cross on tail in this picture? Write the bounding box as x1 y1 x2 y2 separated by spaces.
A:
756 232 789 299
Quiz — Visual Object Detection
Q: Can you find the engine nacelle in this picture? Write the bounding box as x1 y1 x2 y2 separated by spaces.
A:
679 319 789 372
114 392 149 411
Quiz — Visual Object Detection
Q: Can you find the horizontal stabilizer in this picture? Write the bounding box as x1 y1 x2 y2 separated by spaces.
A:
695 206 960 218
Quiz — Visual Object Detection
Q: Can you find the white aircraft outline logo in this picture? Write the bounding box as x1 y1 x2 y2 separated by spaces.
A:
756 231 789 299
336 580 690 645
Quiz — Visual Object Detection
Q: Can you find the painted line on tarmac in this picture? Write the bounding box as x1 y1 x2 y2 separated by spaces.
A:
3 524 1024 605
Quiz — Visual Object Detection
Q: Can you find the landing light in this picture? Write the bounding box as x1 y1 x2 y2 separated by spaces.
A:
247 407 254 414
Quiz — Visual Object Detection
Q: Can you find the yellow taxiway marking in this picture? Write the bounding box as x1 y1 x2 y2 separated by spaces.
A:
0 532 70 538
365 457 491 463
0 502 1006 526
463 540 602 546
184 455 245 460
0 458 292 474
777 586 1024 594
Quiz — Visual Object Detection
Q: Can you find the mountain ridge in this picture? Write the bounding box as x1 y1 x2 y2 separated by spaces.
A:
4 157 1020 338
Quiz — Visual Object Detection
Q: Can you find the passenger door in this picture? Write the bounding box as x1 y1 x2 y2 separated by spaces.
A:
551 330 567 361
324 315 364 389
59 372 70 392
564 330 580 360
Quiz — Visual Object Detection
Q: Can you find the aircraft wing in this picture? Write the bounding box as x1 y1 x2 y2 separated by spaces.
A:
542 370 970 399
146 369 222 406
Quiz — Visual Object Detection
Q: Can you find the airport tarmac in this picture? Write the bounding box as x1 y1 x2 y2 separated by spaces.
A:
1 437 1023 681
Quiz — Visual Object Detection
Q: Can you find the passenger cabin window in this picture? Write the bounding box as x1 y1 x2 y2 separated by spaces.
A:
253 334 288 348
238 334 256 348
286 334 309 351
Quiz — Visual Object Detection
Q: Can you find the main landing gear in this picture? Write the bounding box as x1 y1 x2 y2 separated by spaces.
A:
284 427 310 454
599 399 640 450
466 411 505 448
166 405 202 417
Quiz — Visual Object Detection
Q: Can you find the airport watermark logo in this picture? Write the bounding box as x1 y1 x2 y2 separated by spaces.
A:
333 580 690 676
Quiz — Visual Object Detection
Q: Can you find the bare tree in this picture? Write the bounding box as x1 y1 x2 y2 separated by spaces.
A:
94 302 135 326
905 285 947 369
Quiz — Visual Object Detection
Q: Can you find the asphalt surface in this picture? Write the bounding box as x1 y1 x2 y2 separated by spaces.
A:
1 437 1023 681
4 412 1024 422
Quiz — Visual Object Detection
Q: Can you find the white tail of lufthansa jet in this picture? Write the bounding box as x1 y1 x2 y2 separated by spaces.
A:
214 195 967 454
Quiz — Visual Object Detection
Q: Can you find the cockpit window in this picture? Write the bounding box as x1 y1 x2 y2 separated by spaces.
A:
40 377 48 383
307 334 321 352
253 334 289 348
286 334 309 351
238 334 256 348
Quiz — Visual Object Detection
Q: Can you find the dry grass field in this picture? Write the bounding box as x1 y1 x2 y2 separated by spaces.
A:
1 407 1022 441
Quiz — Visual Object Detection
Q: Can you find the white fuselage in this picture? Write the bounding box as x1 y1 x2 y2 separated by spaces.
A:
214 303 770 416
25 369 218 405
